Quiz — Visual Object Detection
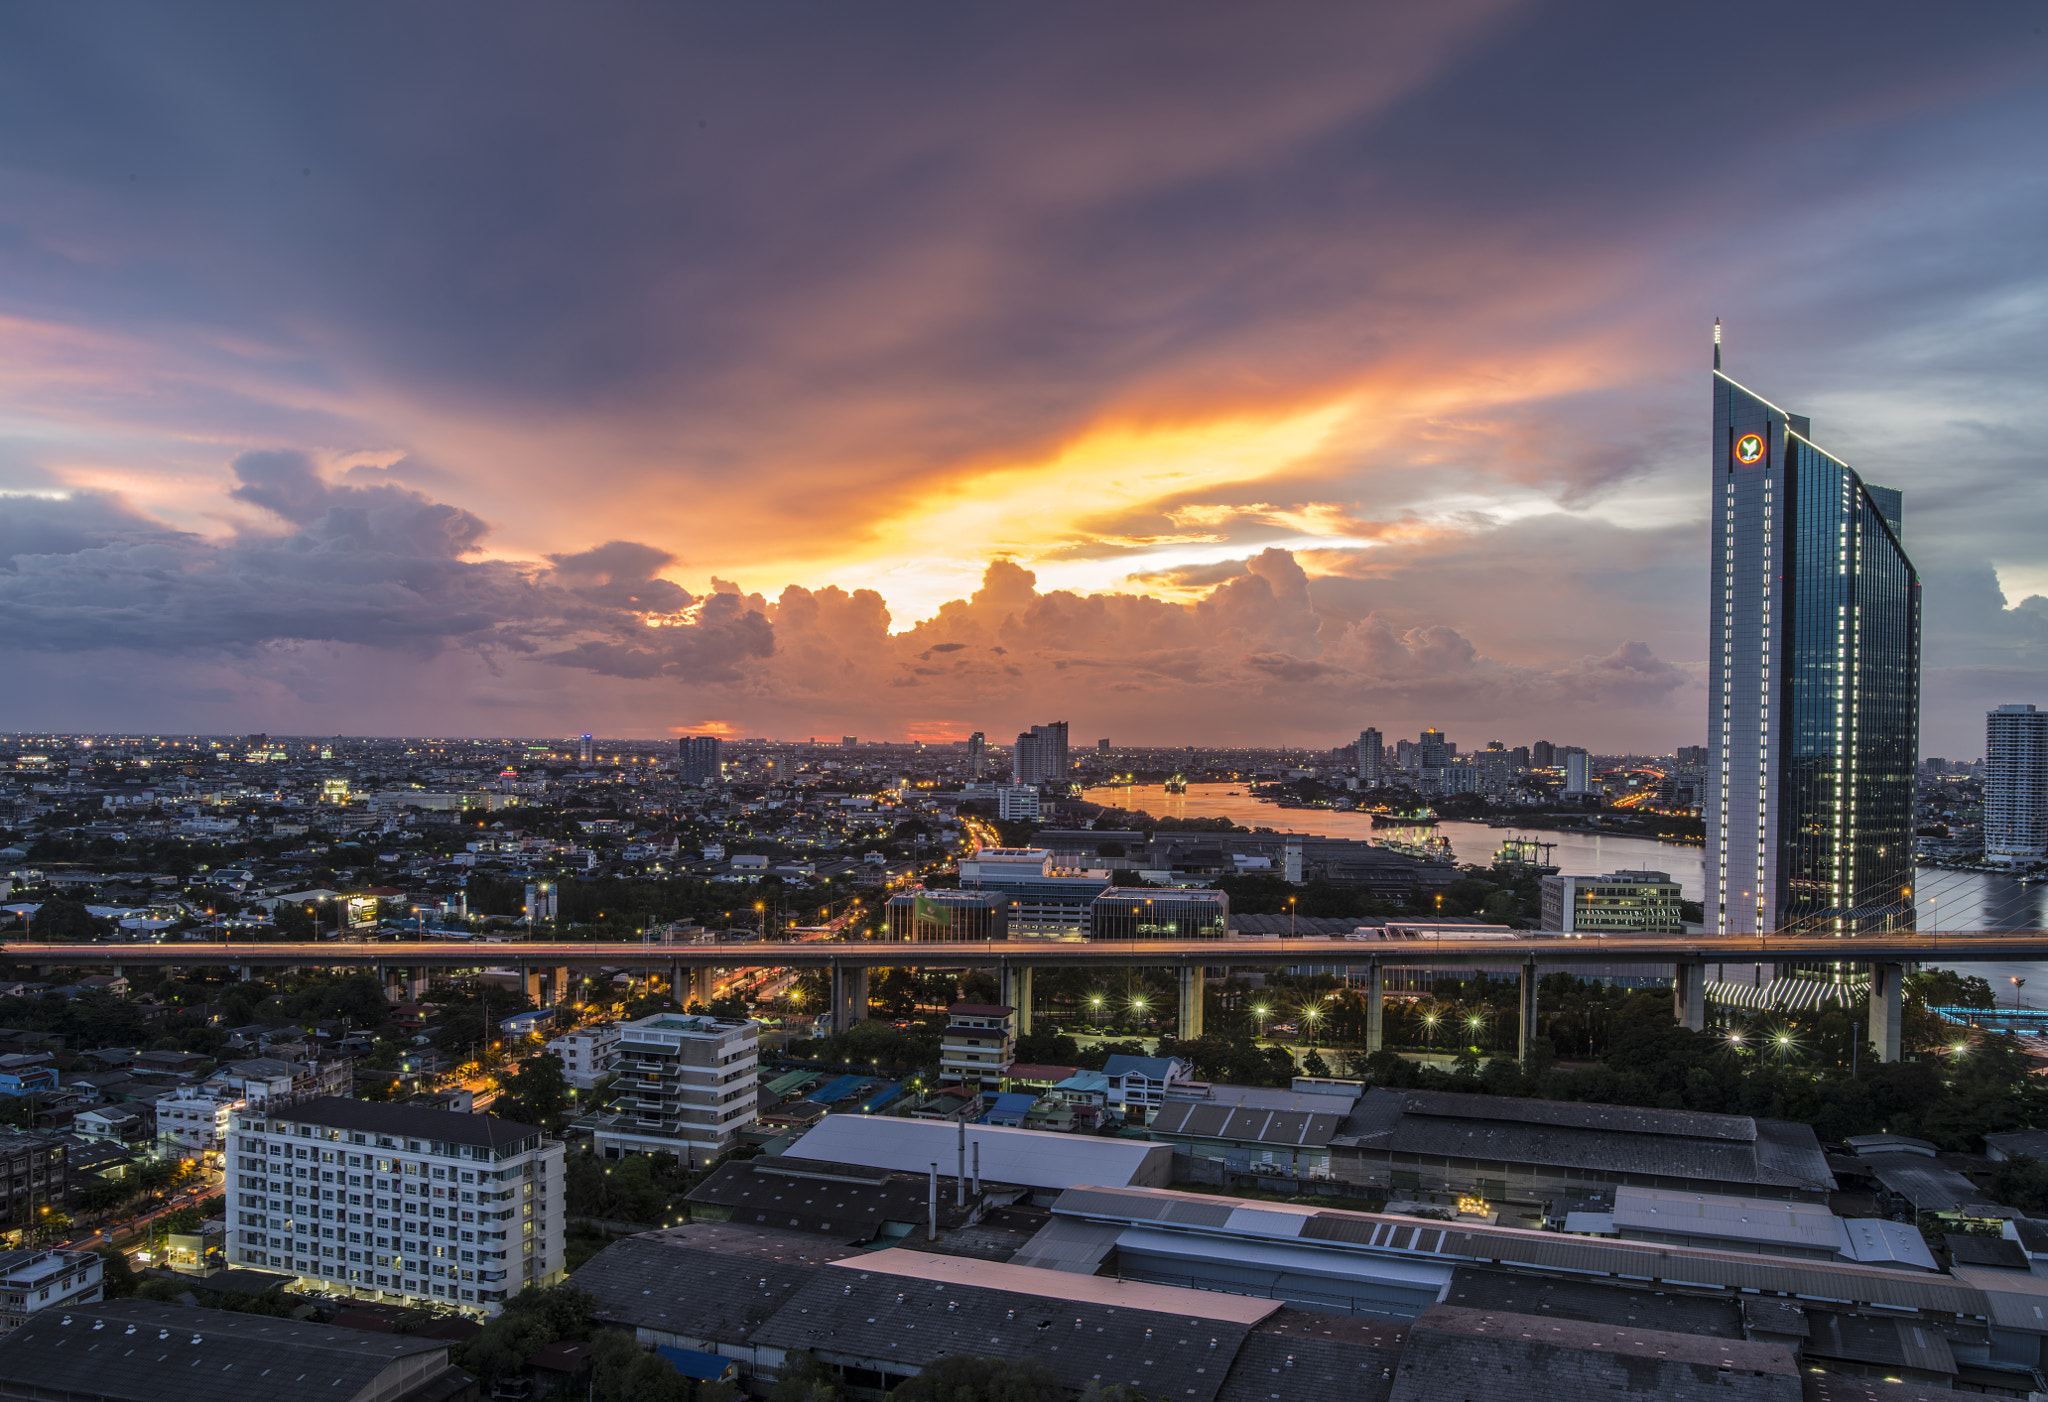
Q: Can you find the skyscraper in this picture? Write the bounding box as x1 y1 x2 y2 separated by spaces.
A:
677 734 723 784
1356 728 1383 785
1012 721 1069 785
578 734 594 764
1985 704 2048 866
1531 740 1556 769
1707 332 1920 935
967 731 986 778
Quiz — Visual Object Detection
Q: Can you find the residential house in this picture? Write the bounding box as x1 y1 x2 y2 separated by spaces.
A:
1100 1054 1194 1125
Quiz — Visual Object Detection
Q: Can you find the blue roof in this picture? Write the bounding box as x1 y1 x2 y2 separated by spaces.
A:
656 1346 736 1381
1102 1054 1177 1080
809 1074 871 1105
1053 1071 1110 1093
855 1081 905 1114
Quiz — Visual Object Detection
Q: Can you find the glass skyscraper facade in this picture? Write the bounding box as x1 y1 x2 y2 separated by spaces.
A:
1707 357 1919 937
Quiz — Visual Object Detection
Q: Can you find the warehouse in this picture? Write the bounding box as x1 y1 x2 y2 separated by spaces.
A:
785 1115 1173 1200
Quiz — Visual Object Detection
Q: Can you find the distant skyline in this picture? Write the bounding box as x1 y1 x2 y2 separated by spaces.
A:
2 5 2046 755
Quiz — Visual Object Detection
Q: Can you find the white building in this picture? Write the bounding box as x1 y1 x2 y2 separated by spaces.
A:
995 786 1041 821
938 1004 1014 1089
589 1013 758 1166
155 1087 240 1160
545 1024 622 1091
1986 704 2048 866
1538 871 1685 933
0 1248 102 1331
225 1096 564 1316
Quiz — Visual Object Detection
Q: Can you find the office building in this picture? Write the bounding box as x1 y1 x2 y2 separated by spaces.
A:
225 1096 564 1313
1708 341 1920 935
676 734 723 784
545 1023 621 1091
994 784 1040 821
842 736 857 748
577 734 594 764
1011 721 1069 785
1356 728 1383 785
1531 740 1556 768
955 847 1109 939
1417 728 1449 769
1985 704 2048 865
939 1003 1016 1089
966 730 985 778
885 889 1009 942
1089 887 1229 940
0 1248 101 1331
1676 745 1710 765
1097 737 1110 752
1539 870 1685 933
588 1013 758 1166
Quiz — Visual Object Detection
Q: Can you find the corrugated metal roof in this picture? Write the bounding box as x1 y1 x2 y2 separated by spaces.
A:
571 1237 818 1337
1393 1089 1758 1143
1609 1186 1843 1253
1148 1101 1343 1148
1008 1217 1123 1274
788 1118 1169 1191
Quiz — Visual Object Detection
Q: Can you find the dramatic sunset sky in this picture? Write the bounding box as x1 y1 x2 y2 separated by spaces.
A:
2 4 2045 753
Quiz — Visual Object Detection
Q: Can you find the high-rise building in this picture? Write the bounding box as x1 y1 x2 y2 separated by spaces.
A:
842 736 858 749
967 731 986 778
1098 737 1111 753
677 735 722 784
1012 721 1069 785
1418 729 1449 771
1356 728 1383 785
1985 704 2048 866
1707 335 1919 935
1565 752 1591 794
224 1097 565 1314
1531 740 1556 769
577 734 594 764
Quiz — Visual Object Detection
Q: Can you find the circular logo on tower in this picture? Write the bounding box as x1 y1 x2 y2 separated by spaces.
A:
1734 432 1765 465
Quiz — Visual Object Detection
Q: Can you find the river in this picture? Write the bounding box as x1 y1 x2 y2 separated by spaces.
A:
1088 782 2048 993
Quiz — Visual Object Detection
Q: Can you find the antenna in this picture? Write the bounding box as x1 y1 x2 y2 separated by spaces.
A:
1713 318 1722 371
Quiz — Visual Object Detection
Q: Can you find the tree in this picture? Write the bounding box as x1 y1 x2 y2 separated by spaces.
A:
1300 1048 1332 1078
495 1052 572 1131
95 1247 138 1298
770 1350 842 1402
893 1354 1063 1402
1987 1155 2048 1214
27 897 111 941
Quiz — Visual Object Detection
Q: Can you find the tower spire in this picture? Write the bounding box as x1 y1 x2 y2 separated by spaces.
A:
1713 318 1722 371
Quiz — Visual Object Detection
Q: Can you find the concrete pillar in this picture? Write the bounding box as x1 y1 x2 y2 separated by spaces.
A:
552 966 571 1006
523 967 544 1008
1177 964 1204 1041
832 963 870 1030
1870 962 1904 1063
1363 962 1384 1054
1673 960 1706 1032
668 961 684 1005
1519 961 1540 1064
690 965 715 1008
1001 965 1033 1038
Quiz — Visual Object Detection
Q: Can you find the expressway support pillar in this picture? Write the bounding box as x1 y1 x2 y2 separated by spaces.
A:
1000 965 1033 1039
1177 964 1204 1042
523 967 544 1009
1519 959 1540 1065
1362 962 1383 1055
552 966 571 1006
668 961 684 1006
1870 962 1904 1064
831 963 869 1032
1673 959 1706 1033
690 965 715 1009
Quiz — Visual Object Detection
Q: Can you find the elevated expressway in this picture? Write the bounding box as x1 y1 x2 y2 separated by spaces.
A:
10 929 2041 1062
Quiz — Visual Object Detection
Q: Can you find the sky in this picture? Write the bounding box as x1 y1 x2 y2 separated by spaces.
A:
1 3 2045 754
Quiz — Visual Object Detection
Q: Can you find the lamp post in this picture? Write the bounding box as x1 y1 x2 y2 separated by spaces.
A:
2014 977 2027 1013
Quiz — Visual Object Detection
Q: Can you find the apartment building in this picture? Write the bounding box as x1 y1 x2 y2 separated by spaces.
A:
0 1248 102 1330
588 1013 758 1166
154 1087 240 1160
225 1096 563 1316
0 1133 64 1234
546 1024 623 1091
939 1004 1015 1090
1538 870 1685 933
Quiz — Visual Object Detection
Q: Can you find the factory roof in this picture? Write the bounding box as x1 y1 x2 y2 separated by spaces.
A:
571 1237 818 1338
1147 1100 1345 1149
0 1300 456 1402
786 1115 1171 1191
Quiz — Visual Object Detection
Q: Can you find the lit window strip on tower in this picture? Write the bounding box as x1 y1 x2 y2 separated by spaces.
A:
1706 327 1918 940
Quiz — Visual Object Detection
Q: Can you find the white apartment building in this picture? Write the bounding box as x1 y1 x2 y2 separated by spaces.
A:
995 785 1041 821
226 1096 564 1316
0 1248 102 1330
939 1003 1015 1090
1986 704 2048 866
154 1087 240 1160
589 1013 757 1166
545 1024 622 1091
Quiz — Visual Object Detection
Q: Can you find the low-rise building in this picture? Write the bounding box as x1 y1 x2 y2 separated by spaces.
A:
1089 888 1229 940
588 1013 759 1166
546 1023 621 1091
885 889 1010 941
938 1003 1014 1090
154 1087 240 1160
1538 869 1684 933
0 1248 101 1330
1101 1053 1193 1125
0 1132 64 1233
225 1095 564 1315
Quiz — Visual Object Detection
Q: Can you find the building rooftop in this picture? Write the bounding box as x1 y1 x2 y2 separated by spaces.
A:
243 1095 542 1151
572 1237 819 1339
786 1115 1172 1192
0 1299 456 1402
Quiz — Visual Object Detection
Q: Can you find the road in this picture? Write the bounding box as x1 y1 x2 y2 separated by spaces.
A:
14 932 2048 971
